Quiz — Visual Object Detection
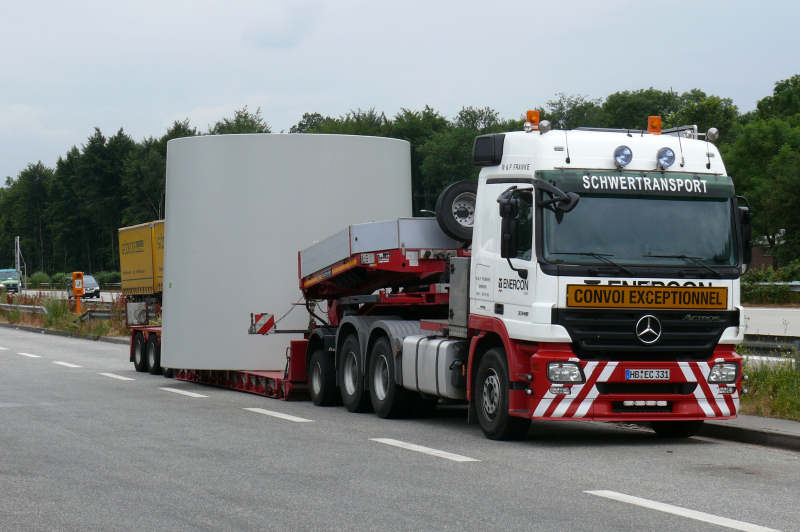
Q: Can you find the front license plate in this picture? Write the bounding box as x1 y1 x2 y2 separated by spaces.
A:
625 369 670 380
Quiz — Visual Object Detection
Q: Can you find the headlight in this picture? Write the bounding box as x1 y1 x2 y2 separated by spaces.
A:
708 363 738 383
547 362 584 383
614 145 632 168
657 147 675 169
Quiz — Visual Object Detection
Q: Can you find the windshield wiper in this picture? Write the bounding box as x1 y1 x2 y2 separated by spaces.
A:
549 252 635 276
645 253 723 278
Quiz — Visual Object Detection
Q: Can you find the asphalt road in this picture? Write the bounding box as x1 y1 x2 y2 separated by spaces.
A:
1 328 798 532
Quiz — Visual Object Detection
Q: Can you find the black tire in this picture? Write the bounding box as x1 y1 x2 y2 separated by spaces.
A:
309 348 339 406
147 335 162 375
132 332 148 372
435 180 478 242
162 368 174 378
651 421 703 438
474 347 530 440
368 337 411 418
338 334 371 412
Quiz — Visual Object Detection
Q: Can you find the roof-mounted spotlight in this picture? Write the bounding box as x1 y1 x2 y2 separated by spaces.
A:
614 145 632 168
657 147 675 169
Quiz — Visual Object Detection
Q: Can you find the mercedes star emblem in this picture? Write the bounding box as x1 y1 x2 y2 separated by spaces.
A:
635 314 662 344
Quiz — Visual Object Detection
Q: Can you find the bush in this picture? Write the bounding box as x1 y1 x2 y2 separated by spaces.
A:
50 272 69 288
741 261 800 304
29 271 50 288
93 271 121 287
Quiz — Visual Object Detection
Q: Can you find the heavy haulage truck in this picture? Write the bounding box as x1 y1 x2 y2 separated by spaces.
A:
132 116 752 440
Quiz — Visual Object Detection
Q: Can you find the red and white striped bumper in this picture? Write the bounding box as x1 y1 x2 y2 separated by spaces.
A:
520 348 741 422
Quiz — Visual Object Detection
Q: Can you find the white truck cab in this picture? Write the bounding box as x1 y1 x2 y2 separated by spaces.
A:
461 115 749 438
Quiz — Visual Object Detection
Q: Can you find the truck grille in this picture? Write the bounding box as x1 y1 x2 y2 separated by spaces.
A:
552 309 739 361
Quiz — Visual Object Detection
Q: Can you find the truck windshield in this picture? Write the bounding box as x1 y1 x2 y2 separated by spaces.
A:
541 196 737 267
1 269 19 280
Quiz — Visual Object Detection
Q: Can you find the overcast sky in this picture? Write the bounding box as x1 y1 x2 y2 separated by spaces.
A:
1 0 798 180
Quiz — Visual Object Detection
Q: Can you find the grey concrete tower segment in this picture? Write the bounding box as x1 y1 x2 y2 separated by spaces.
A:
162 134 412 370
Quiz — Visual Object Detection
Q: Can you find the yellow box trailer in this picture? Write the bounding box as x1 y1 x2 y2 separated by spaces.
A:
119 220 164 296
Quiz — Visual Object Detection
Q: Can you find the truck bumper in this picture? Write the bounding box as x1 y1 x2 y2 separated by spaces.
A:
509 344 741 422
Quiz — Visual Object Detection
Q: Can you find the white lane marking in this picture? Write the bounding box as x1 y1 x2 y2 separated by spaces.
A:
243 407 313 423
160 387 208 398
17 352 41 358
99 372 135 381
0 346 9 350
585 490 780 532
53 361 82 368
370 438 479 463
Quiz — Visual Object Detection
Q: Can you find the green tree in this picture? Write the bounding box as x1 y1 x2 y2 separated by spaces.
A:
666 89 739 140
209 106 271 134
602 88 681 129
756 75 800 119
122 120 197 225
544 93 605 129
289 112 325 133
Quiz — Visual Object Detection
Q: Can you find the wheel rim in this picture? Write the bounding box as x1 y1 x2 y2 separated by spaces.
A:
372 355 390 401
134 339 143 365
451 192 476 227
482 369 501 419
343 352 358 395
147 343 156 368
311 361 322 395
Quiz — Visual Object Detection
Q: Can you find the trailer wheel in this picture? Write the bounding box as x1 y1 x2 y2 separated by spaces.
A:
133 332 147 372
435 180 478 242
309 349 338 406
338 335 371 413
147 335 162 375
368 336 410 418
474 347 530 440
651 421 703 438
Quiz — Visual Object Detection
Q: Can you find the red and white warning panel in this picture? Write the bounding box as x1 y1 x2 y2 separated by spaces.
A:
248 313 275 335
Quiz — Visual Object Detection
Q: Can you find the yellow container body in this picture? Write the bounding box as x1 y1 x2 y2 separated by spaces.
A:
119 220 165 296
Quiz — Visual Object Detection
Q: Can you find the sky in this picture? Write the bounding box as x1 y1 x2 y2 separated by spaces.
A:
1 0 799 181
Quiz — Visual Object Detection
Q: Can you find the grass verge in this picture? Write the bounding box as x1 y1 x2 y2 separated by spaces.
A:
740 349 800 422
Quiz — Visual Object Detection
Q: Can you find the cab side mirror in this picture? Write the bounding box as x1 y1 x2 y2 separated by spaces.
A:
497 187 528 279
738 204 752 265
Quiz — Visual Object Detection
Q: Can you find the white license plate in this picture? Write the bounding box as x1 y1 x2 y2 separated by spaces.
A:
625 369 670 380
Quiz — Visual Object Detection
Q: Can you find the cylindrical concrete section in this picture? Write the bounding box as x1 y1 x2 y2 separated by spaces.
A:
162 134 412 370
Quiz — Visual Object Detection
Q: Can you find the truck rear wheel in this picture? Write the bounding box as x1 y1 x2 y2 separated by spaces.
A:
651 421 703 438
147 335 162 375
133 332 147 372
368 336 409 418
309 349 338 406
338 334 371 412
474 347 530 440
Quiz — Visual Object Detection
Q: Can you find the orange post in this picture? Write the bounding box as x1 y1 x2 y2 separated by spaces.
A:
72 272 84 315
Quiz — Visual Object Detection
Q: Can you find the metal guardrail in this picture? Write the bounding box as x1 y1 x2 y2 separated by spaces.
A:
752 281 800 292
0 303 48 315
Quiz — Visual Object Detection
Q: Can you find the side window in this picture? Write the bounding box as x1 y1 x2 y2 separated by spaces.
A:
515 191 533 260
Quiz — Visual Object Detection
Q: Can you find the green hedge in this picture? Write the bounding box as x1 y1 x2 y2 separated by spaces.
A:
741 260 800 304
29 271 50 288
93 271 121 286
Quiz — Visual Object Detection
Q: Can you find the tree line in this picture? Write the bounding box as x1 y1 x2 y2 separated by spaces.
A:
1 75 799 275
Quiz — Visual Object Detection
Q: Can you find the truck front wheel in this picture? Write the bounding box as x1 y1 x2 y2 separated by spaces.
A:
338 335 371 412
133 332 147 372
474 347 530 440
309 349 338 406
368 336 409 418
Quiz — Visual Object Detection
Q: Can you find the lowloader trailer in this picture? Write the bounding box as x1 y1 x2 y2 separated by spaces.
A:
131 114 752 440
